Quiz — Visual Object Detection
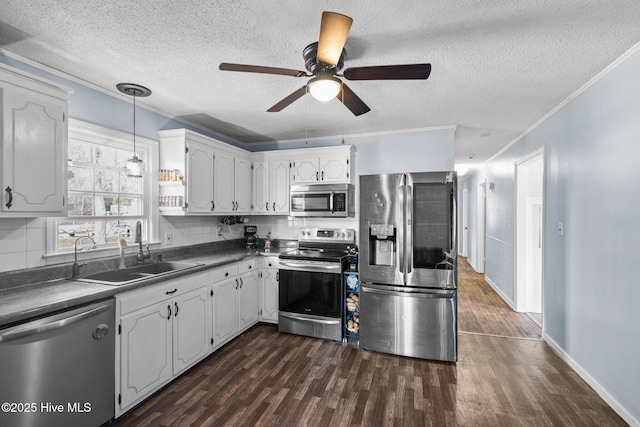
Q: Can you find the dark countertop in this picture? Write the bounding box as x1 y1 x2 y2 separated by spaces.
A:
0 248 261 328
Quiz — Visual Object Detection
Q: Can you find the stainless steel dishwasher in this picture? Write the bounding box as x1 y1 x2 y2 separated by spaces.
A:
0 299 115 427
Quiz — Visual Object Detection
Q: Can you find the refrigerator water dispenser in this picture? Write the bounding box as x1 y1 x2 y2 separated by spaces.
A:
369 224 395 266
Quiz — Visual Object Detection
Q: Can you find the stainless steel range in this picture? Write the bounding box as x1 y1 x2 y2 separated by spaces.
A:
278 228 355 341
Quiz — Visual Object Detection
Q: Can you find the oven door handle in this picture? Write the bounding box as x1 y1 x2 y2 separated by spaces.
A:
279 261 342 273
279 312 341 325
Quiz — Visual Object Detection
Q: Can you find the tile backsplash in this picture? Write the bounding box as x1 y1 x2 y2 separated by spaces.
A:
0 215 360 273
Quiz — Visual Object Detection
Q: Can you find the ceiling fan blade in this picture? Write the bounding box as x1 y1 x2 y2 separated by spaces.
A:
267 86 308 112
337 84 370 116
219 63 309 77
343 63 431 80
317 11 353 66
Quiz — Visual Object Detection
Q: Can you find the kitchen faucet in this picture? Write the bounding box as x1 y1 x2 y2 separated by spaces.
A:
135 220 151 264
71 235 97 278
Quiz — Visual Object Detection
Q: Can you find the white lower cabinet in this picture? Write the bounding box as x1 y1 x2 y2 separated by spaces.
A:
260 257 279 323
115 272 210 417
115 258 262 419
211 260 259 350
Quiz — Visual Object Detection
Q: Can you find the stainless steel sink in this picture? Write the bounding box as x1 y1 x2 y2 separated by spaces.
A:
75 261 203 286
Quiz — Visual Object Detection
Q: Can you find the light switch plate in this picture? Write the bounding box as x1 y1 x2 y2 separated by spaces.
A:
164 232 173 245
557 222 564 236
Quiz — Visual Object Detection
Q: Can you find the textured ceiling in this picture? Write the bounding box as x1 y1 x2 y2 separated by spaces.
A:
2 1 640 170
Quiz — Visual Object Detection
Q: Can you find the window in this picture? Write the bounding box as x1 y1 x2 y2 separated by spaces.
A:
47 119 158 255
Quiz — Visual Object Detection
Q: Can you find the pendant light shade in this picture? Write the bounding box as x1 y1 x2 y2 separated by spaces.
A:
117 83 151 178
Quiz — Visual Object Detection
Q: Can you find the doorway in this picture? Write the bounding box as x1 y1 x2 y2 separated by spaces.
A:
515 151 544 327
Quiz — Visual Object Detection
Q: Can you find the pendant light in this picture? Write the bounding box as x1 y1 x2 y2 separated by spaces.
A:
117 83 152 177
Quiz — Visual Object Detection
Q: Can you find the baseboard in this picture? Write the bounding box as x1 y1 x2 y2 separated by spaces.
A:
544 333 639 427
484 275 517 310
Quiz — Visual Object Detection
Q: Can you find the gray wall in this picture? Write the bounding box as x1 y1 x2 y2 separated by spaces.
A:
460 47 640 422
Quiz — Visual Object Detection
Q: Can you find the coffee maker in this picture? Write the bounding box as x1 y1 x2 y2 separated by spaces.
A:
244 225 258 250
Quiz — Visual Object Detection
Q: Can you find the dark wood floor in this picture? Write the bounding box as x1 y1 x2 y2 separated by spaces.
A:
457 257 542 339
115 260 624 427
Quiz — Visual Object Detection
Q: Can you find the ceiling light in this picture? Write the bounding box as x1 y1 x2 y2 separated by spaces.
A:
117 83 152 178
307 76 341 102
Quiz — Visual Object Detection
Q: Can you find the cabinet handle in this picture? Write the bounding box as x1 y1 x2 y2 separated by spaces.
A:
174 301 179 317
248 265 252 269
235 278 239 289
316 171 319 181
273 203 276 211
321 171 324 181
211 200 214 211
165 288 178 295
5 187 13 209
240 278 244 288
276 272 279 281
266 202 269 211
167 304 172 320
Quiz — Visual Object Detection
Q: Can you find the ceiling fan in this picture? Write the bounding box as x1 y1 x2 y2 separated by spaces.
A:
219 11 431 116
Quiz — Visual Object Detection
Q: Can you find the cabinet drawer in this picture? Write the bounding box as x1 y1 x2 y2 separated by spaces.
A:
239 259 257 275
210 264 239 283
261 257 281 269
117 272 208 315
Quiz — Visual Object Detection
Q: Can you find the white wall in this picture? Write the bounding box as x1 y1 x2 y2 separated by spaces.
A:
459 45 640 424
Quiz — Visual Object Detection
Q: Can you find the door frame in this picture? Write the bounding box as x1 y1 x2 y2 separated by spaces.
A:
476 181 486 273
515 149 545 325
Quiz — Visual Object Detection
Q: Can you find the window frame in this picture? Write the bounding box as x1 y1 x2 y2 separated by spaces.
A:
46 119 159 257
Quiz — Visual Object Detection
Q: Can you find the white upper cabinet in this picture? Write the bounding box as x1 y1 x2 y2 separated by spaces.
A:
213 151 252 214
0 64 71 217
185 140 215 213
252 158 290 215
289 146 355 185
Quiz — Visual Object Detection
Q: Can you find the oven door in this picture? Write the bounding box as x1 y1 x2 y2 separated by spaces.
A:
278 263 343 341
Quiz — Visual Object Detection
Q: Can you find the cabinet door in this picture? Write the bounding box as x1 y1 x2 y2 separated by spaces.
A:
213 151 235 213
186 140 214 213
119 302 172 412
260 269 279 323
212 278 238 348
234 157 252 213
290 158 320 184
319 156 350 183
173 287 210 376
1 86 66 213
270 159 290 213
239 270 259 331
252 161 269 214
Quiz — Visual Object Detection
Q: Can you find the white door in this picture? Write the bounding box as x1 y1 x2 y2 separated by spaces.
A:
270 159 290 213
212 279 238 348
238 271 259 331
319 156 349 183
476 182 486 273
213 151 235 212
185 140 214 213
119 302 172 411
1 86 66 213
234 157 252 212
252 161 269 213
172 287 210 375
462 188 469 257
260 269 279 323
291 158 320 184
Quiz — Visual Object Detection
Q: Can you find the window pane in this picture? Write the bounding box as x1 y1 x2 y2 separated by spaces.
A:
68 194 94 216
97 195 142 216
117 148 135 167
69 166 92 191
95 169 117 192
69 140 92 163
57 220 96 249
93 145 118 166
120 171 142 194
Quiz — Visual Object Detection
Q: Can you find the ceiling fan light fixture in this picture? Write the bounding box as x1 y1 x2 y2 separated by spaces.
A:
308 76 341 102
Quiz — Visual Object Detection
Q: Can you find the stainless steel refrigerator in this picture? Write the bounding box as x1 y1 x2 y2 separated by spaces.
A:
359 171 457 362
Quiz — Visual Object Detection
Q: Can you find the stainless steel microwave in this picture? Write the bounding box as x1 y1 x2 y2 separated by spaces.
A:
290 184 354 217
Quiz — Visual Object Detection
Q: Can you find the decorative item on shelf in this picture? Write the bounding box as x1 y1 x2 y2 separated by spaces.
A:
159 169 183 182
117 83 152 178
159 196 183 207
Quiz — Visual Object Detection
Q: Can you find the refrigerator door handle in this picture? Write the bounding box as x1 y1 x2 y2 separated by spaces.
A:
397 181 406 275
405 183 413 275
361 284 455 298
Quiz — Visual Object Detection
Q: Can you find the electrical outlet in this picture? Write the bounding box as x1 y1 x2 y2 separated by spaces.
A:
164 232 173 245
216 226 223 237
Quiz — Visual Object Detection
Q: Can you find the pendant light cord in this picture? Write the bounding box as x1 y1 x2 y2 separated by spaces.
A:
132 94 137 155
